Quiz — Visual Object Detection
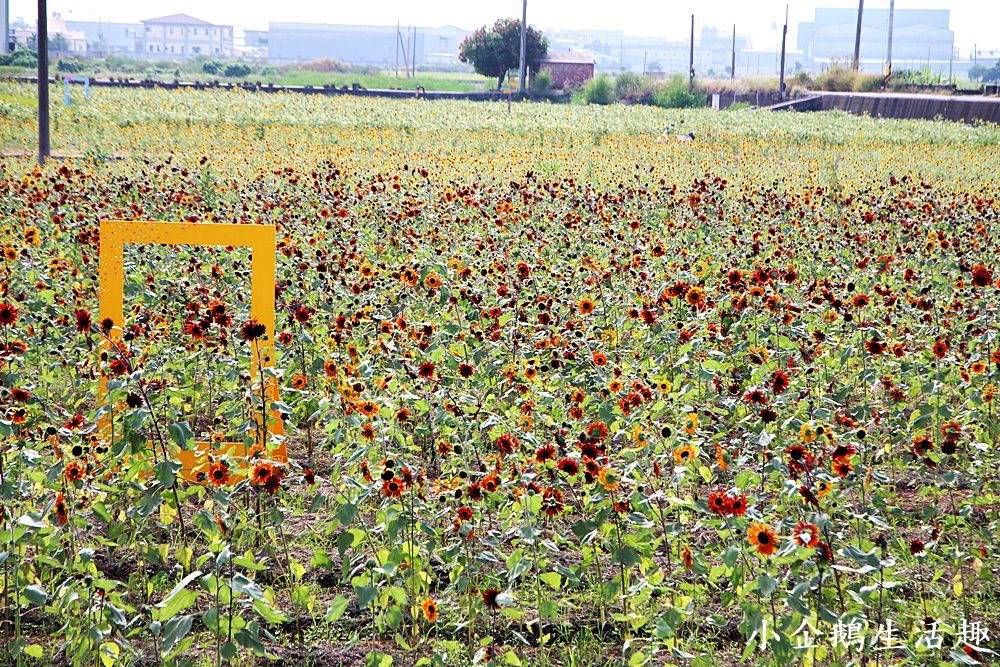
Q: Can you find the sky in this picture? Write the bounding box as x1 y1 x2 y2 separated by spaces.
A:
8 1 999 57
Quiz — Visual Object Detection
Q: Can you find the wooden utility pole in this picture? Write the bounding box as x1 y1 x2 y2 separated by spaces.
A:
518 0 527 94
778 6 788 99
395 21 400 78
852 0 864 71
37 0 49 165
885 0 894 77
688 14 695 92
731 24 736 79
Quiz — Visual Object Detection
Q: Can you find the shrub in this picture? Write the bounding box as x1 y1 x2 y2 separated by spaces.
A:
814 65 881 92
614 72 645 101
224 63 252 78
202 61 223 75
531 70 552 94
651 75 706 109
298 58 351 73
56 59 86 73
582 76 614 105
0 49 38 68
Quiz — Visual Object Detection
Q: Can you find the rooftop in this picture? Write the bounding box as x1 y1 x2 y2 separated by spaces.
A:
540 51 596 64
141 14 223 27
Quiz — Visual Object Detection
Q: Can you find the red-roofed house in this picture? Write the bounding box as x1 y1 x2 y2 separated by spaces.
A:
141 13 233 58
536 51 596 89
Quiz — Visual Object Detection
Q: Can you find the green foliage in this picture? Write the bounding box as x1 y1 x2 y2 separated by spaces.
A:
458 18 548 89
968 60 1000 83
614 71 645 101
814 64 882 92
581 75 614 105
650 75 707 108
201 60 223 75
56 59 86 74
531 69 552 94
223 63 253 78
0 49 38 68
0 81 997 666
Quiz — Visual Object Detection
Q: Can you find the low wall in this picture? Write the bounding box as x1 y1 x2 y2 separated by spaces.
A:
768 91 1000 125
14 76 509 102
816 92 1000 124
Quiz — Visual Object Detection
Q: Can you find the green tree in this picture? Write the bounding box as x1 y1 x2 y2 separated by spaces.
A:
459 18 548 90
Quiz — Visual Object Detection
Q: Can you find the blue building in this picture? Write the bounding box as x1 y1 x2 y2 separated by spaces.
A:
65 20 142 56
798 8 954 73
266 23 467 66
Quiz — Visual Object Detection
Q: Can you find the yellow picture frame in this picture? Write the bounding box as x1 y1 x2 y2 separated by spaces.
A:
98 221 286 481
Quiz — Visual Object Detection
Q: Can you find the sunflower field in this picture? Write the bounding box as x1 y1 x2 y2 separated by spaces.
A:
0 82 998 666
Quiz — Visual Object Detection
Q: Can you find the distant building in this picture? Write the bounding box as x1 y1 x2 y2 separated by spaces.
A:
141 13 234 59
798 8 954 73
65 20 142 56
14 12 87 54
537 51 595 89
266 23 467 67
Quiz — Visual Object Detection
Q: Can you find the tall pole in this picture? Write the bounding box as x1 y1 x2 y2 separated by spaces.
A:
1 0 9 54
37 0 49 165
885 0 894 77
395 21 399 78
731 24 736 79
518 0 527 94
410 26 416 78
852 0 864 71
778 6 788 99
688 14 694 93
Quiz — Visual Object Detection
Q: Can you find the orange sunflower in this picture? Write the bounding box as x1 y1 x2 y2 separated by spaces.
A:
748 522 778 557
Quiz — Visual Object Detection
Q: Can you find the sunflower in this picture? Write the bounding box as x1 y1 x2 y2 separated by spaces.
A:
685 286 706 308
482 589 501 610
209 461 230 486
424 272 443 289
681 412 698 435
592 351 608 366
291 374 307 390
799 422 817 443
458 362 475 378
241 319 266 341
421 597 439 622
597 467 620 492
456 506 474 522
793 521 820 548
251 462 273 486
54 492 69 526
0 302 18 327
578 298 596 315
64 460 85 483
748 522 778 557
382 477 404 498
673 443 697 465
681 545 694 570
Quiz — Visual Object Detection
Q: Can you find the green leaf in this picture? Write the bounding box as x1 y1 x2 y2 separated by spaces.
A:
325 595 349 622
612 547 641 567
756 573 779 596
356 585 379 610
23 585 48 606
23 644 44 659
167 421 194 448
539 571 562 590
154 570 202 621
161 615 193 656
336 503 358 527
252 599 291 624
